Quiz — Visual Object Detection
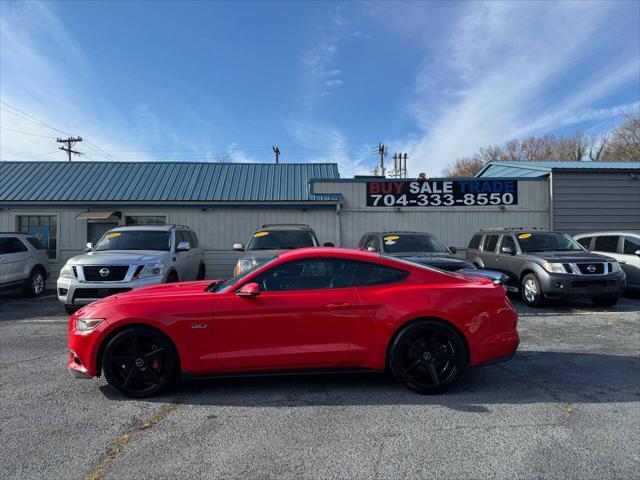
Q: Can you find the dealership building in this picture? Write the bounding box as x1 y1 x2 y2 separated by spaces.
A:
1 160 638 284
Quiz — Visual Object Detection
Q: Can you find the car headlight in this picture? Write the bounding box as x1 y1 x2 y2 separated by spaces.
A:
235 258 259 275
75 318 104 332
542 262 567 273
60 263 76 278
139 263 166 278
610 261 621 273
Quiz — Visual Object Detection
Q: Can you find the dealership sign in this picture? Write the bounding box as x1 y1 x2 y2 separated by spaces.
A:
366 179 518 207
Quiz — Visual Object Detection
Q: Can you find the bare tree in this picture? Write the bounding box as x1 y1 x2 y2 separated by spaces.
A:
601 114 640 161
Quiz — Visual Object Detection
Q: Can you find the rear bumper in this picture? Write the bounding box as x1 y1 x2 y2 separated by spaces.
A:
475 338 519 367
539 271 626 299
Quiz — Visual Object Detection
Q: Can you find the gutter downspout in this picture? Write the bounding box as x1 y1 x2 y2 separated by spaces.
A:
548 171 554 230
335 203 342 247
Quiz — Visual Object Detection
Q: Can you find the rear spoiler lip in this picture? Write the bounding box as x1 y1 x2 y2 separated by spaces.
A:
458 268 509 286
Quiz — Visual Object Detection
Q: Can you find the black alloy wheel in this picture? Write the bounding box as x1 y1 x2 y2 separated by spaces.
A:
389 320 466 394
102 327 177 398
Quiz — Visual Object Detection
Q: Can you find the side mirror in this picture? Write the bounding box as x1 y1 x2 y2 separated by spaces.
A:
177 241 190 252
501 246 515 255
236 282 260 297
635 249 640 257
86 242 94 252
449 246 457 254
233 243 245 252
323 242 335 247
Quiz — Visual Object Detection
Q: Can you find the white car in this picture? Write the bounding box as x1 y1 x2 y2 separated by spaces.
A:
0 232 50 297
574 232 640 292
57 224 205 313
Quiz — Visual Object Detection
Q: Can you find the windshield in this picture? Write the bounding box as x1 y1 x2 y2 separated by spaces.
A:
94 230 171 251
382 234 449 254
247 230 316 250
211 257 277 293
517 232 584 253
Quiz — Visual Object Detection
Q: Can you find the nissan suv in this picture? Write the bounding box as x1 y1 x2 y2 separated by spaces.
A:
57 225 205 313
466 228 626 307
0 232 49 297
357 231 473 271
232 224 331 275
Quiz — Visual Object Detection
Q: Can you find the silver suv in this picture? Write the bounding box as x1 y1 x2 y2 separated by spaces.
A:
57 225 205 313
0 232 50 297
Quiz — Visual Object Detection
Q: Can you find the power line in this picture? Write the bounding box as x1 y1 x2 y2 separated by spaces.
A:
57 136 83 161
0 125 58 139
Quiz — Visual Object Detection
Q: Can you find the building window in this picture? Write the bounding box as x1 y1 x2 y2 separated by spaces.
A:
125 216 166 225
18 215 57 259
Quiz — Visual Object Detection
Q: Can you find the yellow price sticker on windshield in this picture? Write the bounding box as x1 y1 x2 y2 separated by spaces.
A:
518 233 532 239
105 232 121 238
254 231 269 237
384 235 400 241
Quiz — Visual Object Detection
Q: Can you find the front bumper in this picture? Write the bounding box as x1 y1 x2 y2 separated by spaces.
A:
57 275 164 306
539 271 626 299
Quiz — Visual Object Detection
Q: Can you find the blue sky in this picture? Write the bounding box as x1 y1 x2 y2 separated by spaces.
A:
1 0 638 176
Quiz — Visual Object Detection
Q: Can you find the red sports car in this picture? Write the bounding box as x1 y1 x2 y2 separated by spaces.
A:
67 247 519 397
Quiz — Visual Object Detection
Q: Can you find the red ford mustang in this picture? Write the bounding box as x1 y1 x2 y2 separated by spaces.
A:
67 247 519 397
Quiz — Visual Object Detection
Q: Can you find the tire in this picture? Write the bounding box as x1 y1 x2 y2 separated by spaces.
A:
591 296 620 307
165 271 178 283
102 326 178 398
388 320 467 394
65 305 80 315
23 269 46 297
521 273 546 307
197 264 205 280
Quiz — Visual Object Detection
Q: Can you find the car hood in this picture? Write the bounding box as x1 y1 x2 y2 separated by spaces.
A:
241 249 288 260
388 253 473 270
115 280 215 300
529 251 615 262
67 250 170 265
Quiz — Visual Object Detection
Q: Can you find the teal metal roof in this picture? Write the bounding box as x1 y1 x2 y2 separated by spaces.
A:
0 161 341 202
476 161 640 178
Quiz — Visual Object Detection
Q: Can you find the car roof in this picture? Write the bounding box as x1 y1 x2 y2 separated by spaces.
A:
274 247 419 269
366 231 437 236
108 225 184 232
255 224 314 231
574 231 640 237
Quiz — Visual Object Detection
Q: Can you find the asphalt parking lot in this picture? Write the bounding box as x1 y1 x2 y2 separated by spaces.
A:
1 292 639 480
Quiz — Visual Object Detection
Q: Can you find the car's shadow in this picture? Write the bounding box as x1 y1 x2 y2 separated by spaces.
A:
100 351 640 408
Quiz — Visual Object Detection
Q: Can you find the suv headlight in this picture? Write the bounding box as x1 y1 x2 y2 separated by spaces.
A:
610 261 621 273
139 263 166 278
60 263 76 278
75 318 104 332
235 258 258 275
542 262 567 274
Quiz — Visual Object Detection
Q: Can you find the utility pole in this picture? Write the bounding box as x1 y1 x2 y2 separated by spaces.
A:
377 143 387 177
57 136 83 161
272 146 280 164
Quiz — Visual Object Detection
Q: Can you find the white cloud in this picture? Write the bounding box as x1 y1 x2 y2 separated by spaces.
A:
393 1 639 174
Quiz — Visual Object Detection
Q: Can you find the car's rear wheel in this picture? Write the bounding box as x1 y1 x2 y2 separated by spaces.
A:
591 295 620 307
197 264 205 280
102 327 178 398
24 269 46 297
389 320 466 394
521 273 546 307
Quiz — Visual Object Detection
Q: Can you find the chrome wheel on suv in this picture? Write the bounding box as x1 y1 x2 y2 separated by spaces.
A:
521 273 545 307
25 269 46 297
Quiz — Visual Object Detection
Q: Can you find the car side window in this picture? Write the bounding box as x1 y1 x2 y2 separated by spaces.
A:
576 237 591 249
255 259 358 291
187 231 198 248
500 235 516 252
623 236 640 255
0 237 28 254
468 234 482 250
364 236 380 252
175 231 189 247
593 236 619 253
483 235 499 253
353 262 408 287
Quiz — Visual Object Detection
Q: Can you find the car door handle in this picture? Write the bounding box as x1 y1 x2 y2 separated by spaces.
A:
325 302 354 309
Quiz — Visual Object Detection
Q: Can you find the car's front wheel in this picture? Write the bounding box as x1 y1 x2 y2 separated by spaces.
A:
388 320 466 394
24 269 46 297
102 327 178 398
521 273 546 307
591 295 620 307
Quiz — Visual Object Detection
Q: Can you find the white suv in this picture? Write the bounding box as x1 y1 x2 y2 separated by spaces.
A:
0 232 50 297
57 225 205 313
